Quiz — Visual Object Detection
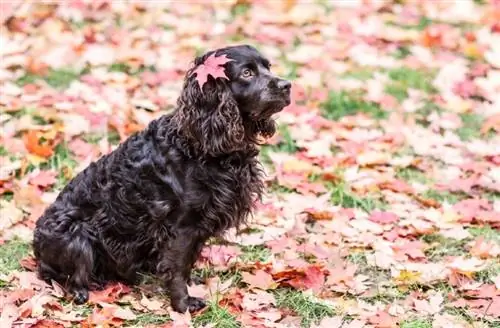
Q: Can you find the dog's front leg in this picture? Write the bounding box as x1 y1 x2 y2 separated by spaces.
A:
157 235 206 313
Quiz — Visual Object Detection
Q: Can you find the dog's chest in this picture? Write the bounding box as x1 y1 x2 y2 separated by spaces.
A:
192 155 263 230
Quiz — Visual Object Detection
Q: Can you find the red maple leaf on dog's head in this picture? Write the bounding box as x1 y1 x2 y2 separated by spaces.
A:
191 53 233 90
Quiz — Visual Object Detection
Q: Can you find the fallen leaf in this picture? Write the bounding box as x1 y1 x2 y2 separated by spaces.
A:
413 292 443 315
241 270 277 290
140 294 165 311
88 282 131 304
284 265 325 292
28 169 58 188
23 130 55 158
241 290 276 311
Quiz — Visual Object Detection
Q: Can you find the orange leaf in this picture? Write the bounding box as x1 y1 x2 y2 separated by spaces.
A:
413 194 441 208
241 270 277 290
302 209 334 221
88 282 131 304
481 114 500 135
23 131 54 158
20 255 37 271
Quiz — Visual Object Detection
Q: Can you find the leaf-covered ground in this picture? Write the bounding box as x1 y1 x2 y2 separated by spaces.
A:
1 1 500 327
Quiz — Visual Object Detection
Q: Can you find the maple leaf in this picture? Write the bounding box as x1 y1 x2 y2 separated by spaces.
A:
28 169 58 188
31 319 65 328
368 211 399 225
241 290 276 311
311 316 343 328
413 292 444 315
20 255 37 271
241 270 277 290
23 130 57 158
88 282 131 304
86 303 136 327
284 265 325 292
200 245 242 270
367 310 399 328
140 294 165 312
190 53 233 90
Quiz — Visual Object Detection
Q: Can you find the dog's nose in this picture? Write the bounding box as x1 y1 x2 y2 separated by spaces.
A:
277 79 291 90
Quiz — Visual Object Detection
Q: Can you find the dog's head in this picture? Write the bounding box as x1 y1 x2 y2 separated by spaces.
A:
174 45 291 156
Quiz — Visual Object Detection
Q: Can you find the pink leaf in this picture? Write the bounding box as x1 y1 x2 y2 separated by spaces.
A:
190 53 233 90
28 170 58 188
368 211 399 225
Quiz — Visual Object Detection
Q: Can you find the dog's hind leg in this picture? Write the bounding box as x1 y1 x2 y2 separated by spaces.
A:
64 226 95 304
34 222 96 305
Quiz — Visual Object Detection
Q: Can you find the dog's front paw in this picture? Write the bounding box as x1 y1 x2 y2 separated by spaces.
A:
172 296 206 313
187 296 206 312
188 275 204 286
72 289 89 305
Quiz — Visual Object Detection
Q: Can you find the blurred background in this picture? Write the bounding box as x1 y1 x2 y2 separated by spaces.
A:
1 1 500 327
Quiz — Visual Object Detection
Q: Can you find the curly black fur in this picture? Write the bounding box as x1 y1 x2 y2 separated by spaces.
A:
32 45 291 313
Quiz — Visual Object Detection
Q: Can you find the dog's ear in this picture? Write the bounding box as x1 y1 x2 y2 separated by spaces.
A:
174 53 244 156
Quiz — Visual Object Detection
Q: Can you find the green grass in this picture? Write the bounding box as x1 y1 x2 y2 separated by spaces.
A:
192 267 243 288
385 83 409 102
238 245 271 263
127 313 171 326
193 302 240 328
16 68 83 89
273 125 299 154
260 125 298 163
415 102 445 126
345 251 368 266
328 182 387 213
388 67 435 89
40 143 78 189
385 68 436 102
421 233 469 261
361 286 408 305
392 46 412 59
107 129 121 145
475 262 500 284
400 318 432 328
468 225 500 243
231 3 250 17
0 239 31 279
341 69 374 81
82 133 105 145
387 16 433 31
108 63 156 75
421 189 466 205
321 91 387 121
395 167 429 184
456 113 484 141
274 289 337 328
0 145 8 156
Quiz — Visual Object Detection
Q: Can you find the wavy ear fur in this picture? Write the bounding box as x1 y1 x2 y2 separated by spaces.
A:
173 52 244 157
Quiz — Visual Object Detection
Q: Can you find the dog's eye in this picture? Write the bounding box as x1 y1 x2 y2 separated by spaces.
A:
241 69 253 78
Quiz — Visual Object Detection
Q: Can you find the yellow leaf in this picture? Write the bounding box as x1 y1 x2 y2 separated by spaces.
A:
394 270 421 286
25 154 48 166
463 42 483 59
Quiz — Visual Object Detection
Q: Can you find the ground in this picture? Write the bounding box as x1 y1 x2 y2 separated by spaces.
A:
0 1 499 328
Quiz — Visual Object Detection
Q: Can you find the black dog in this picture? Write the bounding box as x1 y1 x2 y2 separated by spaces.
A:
32 45 291 313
